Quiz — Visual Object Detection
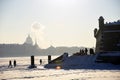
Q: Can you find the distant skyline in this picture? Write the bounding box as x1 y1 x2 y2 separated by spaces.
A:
0 0 120 48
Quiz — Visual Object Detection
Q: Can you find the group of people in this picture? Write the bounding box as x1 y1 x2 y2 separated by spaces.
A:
8 60 16 68
8 59 43 68
73 48 95 56
73 48 88 56
79 48 88 55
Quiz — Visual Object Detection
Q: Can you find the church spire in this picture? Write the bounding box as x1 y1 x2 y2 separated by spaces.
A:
34 37 39 49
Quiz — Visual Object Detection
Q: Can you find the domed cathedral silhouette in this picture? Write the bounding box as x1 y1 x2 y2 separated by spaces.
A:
0 34 41 57
23 34 34 46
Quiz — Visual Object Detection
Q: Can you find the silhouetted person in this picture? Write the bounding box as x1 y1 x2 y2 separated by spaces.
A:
90 48 95 55
8 60 12 68
80 49 82 55
85 48 88 55
13 60 16 67
82 49 84 55
40 59 42 65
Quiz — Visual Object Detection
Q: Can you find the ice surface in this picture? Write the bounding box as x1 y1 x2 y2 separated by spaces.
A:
0 56 120 80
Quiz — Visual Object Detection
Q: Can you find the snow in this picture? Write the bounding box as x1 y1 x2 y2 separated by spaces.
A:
99 52 120 56
45 54 120 69
0 56 120 80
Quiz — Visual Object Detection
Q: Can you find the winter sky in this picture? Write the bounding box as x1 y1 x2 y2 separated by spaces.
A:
0 0 120 48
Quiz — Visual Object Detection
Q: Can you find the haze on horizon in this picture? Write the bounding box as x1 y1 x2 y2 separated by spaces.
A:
0 0 120 49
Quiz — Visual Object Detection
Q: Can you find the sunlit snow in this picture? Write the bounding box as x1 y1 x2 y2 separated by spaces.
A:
0 56 120 80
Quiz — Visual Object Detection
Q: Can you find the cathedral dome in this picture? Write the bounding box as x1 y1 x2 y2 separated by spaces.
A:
24 35 33 45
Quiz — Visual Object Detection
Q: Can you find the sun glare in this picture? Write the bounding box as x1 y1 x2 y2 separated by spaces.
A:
56 66 61 70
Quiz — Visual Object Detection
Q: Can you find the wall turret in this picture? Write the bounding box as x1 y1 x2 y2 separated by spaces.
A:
94 28 98 37
98 16 104 29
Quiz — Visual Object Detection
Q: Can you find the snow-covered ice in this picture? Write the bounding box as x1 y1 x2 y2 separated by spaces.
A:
45 54 120 69
0 56 120 80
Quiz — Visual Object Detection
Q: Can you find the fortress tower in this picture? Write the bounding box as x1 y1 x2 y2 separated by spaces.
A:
94 16 120 53
98 16 104 29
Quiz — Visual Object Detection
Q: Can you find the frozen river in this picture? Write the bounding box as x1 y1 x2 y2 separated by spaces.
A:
0 56 120 80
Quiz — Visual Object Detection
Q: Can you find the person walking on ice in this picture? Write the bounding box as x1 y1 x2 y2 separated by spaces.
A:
8 60 12 68
40 59 42 65
13 60 16 67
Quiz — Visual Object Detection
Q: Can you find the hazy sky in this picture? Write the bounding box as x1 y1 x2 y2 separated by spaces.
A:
0 0 120 48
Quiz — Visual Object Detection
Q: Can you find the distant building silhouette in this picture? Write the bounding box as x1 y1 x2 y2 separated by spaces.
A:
34 38 39 49
94 16 120 53
0 34 88 57
23 34 33 45
0 34 40 57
